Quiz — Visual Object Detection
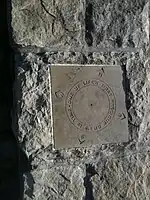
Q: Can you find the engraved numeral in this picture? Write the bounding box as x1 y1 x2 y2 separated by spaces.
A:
55 90 64 99
98 68 105 77
78 135 86 144
66 72 76 80
118 113 126 120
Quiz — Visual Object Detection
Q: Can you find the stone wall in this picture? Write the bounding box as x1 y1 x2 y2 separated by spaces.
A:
12 1 149 199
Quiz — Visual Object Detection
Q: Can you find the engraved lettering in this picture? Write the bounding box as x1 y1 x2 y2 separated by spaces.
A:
77 122 83 128
74 84 80 92
83 80 90 85
94 124 101 131
91 80 99 85
66 79 116 131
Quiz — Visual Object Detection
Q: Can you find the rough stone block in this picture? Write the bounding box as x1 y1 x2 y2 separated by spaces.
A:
84 0 149 49
13 51 150 199
11 0 83 48
11 0 149 50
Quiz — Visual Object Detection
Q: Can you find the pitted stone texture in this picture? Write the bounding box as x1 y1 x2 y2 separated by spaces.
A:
84 0 149 50
12 0 149 50
13 51 150 199
12 0 83 48
14 53 52 155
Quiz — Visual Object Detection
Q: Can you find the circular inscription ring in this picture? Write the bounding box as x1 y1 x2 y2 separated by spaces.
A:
65 79 116 132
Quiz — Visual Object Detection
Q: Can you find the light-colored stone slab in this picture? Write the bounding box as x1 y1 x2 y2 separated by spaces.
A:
51 65 128 148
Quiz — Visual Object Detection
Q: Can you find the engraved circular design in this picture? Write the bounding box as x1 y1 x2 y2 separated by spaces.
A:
65 79 116 132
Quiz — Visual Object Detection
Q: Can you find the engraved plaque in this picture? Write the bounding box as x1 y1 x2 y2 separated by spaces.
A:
50 65 128 149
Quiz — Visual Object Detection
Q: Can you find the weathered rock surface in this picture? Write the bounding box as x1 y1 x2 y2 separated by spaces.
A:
12 0 83 48
13 51 150 200
12 0 150 199
84 0 149 49
12 0 149 50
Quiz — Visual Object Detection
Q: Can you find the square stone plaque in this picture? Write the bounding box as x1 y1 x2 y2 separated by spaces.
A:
50 65 128 149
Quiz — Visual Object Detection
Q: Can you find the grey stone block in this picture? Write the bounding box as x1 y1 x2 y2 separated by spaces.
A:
11 0 84 48
13 51 150 199
84 0 149 49
11 0 149 50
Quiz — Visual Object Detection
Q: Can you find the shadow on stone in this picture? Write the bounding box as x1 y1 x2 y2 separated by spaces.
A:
19 148 34 200
83 164 98 200
0 0 35 199
120 56 140 142
85 2 94 47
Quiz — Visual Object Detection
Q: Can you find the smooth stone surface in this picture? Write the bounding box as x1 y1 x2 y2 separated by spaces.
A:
11 0 149 49
13 51 150 200
51 65 128 148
